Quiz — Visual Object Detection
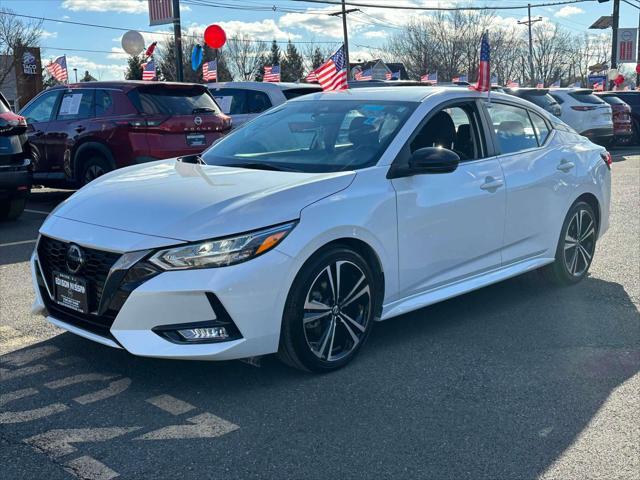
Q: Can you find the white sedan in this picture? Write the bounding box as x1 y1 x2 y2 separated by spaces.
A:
31 87 611 372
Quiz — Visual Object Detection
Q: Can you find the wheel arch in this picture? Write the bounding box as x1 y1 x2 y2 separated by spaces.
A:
574 192 600 233
72 141 116 180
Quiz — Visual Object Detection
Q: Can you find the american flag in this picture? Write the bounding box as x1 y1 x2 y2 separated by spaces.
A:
420 72 437 84
305 70 318 82
203 60 217 81
550 80 561 88
385 70 400 80
506 80 520 88
536 81 544 88
355 68 372 81
46 55 68 82
490 76 499 86
592 81 604 92
315 45 348 92
470 33 490 92
148 0 173 26
263 65 281 82
142 60 157 80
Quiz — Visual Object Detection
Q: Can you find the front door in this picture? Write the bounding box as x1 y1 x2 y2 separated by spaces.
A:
392 100 506 299
20 89 61 174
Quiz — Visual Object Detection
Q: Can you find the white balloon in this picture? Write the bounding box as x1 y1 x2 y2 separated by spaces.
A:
122 30 145 56
608 69 618 80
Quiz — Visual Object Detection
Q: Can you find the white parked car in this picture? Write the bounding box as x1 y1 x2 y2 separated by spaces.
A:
548 88 613 144
207 81 321 128
31 87 611 372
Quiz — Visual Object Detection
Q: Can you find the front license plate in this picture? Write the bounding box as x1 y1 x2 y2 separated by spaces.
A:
54 271 88 314
186 133 206 147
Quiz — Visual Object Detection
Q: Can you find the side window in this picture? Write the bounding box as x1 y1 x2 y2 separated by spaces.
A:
246 91 272 114
550 93 564 104
530 112 550 146
486 103 538 154
410 103 484 161
20 91 59 123
56 90 94 121
211 88 247 115
95 90 114 117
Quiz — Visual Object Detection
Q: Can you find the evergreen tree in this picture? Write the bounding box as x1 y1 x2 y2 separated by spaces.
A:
80 70 96 82
311 47 324 70
125 54 144 80
281 40 304 82
268 40 280 66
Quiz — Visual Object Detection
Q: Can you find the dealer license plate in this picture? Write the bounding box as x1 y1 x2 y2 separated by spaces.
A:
186 132 206 147
54 271 88 314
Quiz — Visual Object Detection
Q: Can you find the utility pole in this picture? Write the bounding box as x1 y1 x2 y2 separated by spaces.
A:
172 0 184 82
329 1 358 80
610 0 620 90
517 4 542 86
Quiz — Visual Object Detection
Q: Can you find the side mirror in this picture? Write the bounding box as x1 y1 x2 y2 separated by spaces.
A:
408 147 460 174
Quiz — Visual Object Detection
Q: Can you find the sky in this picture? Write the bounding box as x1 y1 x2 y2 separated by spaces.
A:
1 0 638 80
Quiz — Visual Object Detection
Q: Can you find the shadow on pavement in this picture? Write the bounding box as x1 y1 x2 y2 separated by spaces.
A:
2 270 638 479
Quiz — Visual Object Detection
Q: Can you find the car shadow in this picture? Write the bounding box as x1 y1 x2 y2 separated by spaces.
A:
2 270 638 479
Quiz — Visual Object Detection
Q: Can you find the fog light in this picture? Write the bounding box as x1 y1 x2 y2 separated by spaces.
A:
177 327 229 341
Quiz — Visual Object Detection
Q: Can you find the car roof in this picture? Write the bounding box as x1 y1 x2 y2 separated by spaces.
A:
505 87 550 94
207 81 321 91
49 80 208 92
289 86 525 104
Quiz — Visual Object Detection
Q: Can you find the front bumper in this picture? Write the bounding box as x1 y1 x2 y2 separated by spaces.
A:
31 222 295 361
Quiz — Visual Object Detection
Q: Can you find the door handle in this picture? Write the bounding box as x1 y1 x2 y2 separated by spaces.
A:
557 159 575 172
75 125 86 133
480 176 504 191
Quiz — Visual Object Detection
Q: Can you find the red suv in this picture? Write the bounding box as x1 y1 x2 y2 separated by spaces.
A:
19 81 232 187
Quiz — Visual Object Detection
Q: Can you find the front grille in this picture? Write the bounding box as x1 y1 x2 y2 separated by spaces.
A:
38 236 121 312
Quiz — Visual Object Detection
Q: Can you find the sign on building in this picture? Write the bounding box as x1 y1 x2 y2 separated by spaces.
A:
617 28 637 64
148 0 174 26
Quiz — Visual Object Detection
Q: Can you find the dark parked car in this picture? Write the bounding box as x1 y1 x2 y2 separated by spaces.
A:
504 88 562 117
0 91 31 220
595 92 633 145
19 81 232 187
598 91 640 144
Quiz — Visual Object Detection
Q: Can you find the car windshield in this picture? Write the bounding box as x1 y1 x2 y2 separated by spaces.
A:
524 93 558 109
600 95 626 105
569 91 605 105
201 100 417 173
128 86 221 115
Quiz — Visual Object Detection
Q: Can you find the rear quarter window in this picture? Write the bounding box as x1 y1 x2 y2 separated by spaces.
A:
283 88 322 100
568 92 605 105
129 86 221 115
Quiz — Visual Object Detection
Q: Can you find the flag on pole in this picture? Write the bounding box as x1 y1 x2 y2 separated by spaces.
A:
421 72 438 84
142 60 157 80
46 55 68 82
550 79 561 88
536 81 544 88
305 70 318 83
470 33 490 92
385 70 400 80
203 60 217 82
490 76 499 86
592 81 604 91
355 68 373 81
315 45 348 92
148 0 173 26
263 65 281 82
506 80 520 88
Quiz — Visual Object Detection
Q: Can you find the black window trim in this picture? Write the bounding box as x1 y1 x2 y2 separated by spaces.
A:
480 99 556 157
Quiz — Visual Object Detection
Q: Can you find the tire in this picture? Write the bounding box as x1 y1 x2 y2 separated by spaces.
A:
278 246 380 372
0 195 27 221
540 201 597 285
80 155 111 186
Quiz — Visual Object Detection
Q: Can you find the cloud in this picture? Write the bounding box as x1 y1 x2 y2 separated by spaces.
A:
62 0 148 13
555 6 584 18
362 31 388 39
185 20 300 41
107 47 129 59
64 55 127 81
41 30 58 39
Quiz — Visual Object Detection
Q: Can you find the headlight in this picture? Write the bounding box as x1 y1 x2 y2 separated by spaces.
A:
149 222 296 270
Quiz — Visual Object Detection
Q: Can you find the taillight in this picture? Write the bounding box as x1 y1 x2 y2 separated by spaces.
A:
601 151 612 170
571 106 597 111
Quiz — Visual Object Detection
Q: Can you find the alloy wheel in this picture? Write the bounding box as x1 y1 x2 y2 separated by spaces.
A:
563 208 596 277
302 260 372 362
85 164 105 184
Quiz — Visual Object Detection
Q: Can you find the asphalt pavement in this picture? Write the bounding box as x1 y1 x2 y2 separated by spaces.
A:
1 150 638 480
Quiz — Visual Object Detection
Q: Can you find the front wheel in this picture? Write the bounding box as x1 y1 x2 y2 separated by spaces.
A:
278 246 379 372
80 156 111 186
541 201 597 285
0 194 28 221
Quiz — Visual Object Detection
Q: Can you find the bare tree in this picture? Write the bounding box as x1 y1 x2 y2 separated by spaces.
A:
0 8 43 85
225 34 267 81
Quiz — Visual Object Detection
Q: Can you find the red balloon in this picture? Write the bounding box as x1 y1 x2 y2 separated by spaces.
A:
204 25 226 49
635 64 640 74
614 74 625 85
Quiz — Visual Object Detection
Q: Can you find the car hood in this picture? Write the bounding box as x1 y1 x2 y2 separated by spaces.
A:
51 159 355 242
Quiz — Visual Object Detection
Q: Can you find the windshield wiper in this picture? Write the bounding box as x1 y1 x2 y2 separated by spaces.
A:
225 162 292 172
192 107 217 114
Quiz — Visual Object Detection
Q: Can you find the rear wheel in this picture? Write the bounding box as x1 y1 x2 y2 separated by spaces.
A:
278 247 379 372
0 194 27 221
541 201 597 285
80 156 111 186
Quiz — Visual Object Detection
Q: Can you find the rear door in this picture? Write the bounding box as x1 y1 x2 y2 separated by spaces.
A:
128 84 231 159
568 90 612 135
483 101 577 264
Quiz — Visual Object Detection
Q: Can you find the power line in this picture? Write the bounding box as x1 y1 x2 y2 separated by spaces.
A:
289 0 596 11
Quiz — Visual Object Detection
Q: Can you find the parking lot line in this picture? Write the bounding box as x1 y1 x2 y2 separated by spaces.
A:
0 239 37 248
